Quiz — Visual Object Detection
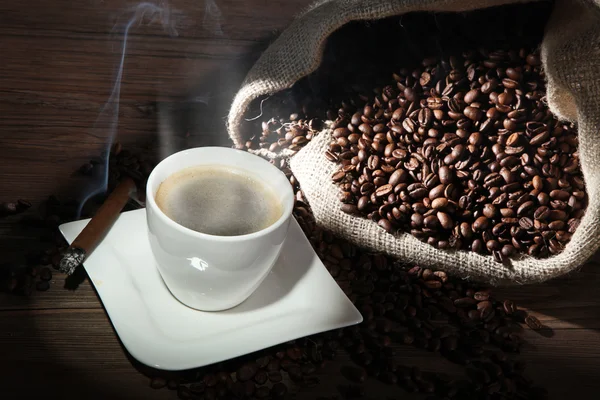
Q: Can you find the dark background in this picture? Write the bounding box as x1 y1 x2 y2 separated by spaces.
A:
2 0 600 398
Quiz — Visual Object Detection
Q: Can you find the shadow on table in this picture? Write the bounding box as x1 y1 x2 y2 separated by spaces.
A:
493 253 600 398
497 251 600 333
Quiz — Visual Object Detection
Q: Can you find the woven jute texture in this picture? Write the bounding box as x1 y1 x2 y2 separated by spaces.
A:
228 0 600 284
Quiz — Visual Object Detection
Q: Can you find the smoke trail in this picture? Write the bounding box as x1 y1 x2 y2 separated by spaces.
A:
203 0 223 36
77 2 177 217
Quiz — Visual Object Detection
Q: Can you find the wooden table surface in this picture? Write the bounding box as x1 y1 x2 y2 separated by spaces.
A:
1 1 599 398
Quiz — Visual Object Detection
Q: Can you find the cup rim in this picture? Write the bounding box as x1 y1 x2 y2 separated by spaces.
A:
146 146 294 242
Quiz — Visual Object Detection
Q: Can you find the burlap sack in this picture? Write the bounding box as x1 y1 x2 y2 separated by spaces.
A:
227 0 600 284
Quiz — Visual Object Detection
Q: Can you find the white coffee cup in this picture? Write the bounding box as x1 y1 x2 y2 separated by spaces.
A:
145 147 294 311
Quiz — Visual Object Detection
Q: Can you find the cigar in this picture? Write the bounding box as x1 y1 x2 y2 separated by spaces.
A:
59 177 137 275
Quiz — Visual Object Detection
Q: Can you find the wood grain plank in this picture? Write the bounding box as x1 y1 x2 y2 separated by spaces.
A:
1 310 173 399
1 308 598 399
0 273 102 311
0 0 312 208
0 0 311 40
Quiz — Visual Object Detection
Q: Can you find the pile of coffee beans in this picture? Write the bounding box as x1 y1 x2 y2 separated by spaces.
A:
242 114 323 155
323 47 586 262
0 199 31 218
79 142 154 197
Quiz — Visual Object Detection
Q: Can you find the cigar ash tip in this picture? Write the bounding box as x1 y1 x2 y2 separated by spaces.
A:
59 247 86 275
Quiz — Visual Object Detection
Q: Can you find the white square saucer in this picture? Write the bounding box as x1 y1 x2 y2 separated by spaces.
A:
59 209 362 371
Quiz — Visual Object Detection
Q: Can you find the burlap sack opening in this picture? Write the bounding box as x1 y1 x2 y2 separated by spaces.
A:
227 0 600 284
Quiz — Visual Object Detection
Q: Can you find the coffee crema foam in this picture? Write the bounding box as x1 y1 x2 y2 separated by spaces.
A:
155 165 282 236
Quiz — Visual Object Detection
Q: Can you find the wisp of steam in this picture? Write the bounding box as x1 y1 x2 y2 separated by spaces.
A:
77 1 178 217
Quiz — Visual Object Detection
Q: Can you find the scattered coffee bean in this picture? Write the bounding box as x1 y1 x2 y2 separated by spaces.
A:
35 281 50 292
255 386 270 398
254 370 268 385
40 267 52 282
150 377 167 389
342 366 368 383
525 315 544 330
167 380 178 390
177 385 191 399
268 370 283 383
237 363 258 382
271 382 288 398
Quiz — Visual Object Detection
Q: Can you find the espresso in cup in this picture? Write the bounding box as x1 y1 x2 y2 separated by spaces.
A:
147 147 294 311
154 165 282 236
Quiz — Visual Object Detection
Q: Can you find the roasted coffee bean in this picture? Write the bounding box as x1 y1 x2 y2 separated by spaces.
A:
36 281 50 291
40 267 52 281
342 366 367 383
438 212 453 230
501 245 516 258
341 204 360 215
189 382 205 394
255 386 270 398
177 385 191 399
287 347 303 360
266 358 280 373
519 217 534 230
150 377 167 389
331 170 346 183
474 291 490 301
271 383 287 398
378 218 393 233
525 315 544 331
268 371 282 383
203 374 217 387
432 198 449 210
254 370 268 385
237 363 257 382
472 217 490 232
503 300 517 314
